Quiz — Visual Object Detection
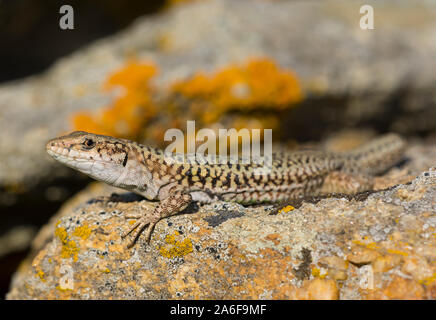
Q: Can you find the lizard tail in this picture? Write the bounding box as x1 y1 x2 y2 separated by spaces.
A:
339 133 407 176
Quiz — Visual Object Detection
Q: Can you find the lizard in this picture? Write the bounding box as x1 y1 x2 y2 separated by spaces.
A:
46 131 406 247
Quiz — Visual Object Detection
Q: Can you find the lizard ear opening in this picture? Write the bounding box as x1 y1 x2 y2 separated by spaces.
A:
122 153 128 167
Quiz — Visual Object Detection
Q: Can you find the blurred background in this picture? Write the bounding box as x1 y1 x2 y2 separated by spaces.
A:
1 0 436 298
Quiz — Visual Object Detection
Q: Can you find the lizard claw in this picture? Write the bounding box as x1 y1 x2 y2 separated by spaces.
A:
120 190 192 248
123 213 143 219
121 215 159 248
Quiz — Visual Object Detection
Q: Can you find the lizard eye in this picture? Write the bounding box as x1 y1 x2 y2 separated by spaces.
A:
83 138 95 149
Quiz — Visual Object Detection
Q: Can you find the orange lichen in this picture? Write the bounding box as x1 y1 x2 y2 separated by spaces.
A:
162 58 303 148
278 205 295 214
171 58 302 120
72 57 303 149
73 60 158 139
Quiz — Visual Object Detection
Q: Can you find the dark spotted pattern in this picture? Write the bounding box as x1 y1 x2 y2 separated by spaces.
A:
47 131 406 246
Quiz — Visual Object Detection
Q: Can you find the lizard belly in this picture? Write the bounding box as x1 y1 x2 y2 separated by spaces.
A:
189 190 215 203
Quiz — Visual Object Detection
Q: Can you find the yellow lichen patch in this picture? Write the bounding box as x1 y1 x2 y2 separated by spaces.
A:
386 248 409 257
55 222 80 261
352 239 380 250
72 224 92 240
311 267 327 279
278 205 295 214
56 285 73 292
72 60 158 139
36 269 46 282
159 231 193 259
54 222 68 244
60 240 79 262
100 267 111 274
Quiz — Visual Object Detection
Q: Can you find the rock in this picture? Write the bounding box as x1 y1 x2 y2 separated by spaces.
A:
7 166 436 299
2 0 436 260
382 275 426 300
347 245 381 266
372 254 402 273
2 0 436 190
306 279 339 300
3 0 436 299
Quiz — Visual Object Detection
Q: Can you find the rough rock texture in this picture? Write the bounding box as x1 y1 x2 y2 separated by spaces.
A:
1 0 436 189
7 140 436 300
3 0 436 298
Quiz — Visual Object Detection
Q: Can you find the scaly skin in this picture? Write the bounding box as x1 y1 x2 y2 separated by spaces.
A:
46 131 406 247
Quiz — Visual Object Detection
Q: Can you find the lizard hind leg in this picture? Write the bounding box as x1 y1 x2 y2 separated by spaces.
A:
121 191 192 248
320 171 374 195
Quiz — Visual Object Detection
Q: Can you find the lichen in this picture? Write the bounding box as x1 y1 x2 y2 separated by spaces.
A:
386 248 409 256
171 58 302 112
54 222 68 244
159 231 193 258
60 240 79 262
56 285 73 292
101 268 111 273
72 224 92 240
72 57 303 149
36 269 46 282
278 205 295 214
311 267 327 279
420 273 436 286
73 60 158 139
54 221 81 261
352 239 380 250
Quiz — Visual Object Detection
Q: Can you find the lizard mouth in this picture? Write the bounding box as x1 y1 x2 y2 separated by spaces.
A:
46 143 90 162
46 146 69 158
46 143 115 167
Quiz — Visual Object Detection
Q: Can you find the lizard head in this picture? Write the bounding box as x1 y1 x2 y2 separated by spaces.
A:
46 131 134 185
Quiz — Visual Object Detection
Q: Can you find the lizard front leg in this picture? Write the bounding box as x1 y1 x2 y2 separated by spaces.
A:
122 190 192 248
